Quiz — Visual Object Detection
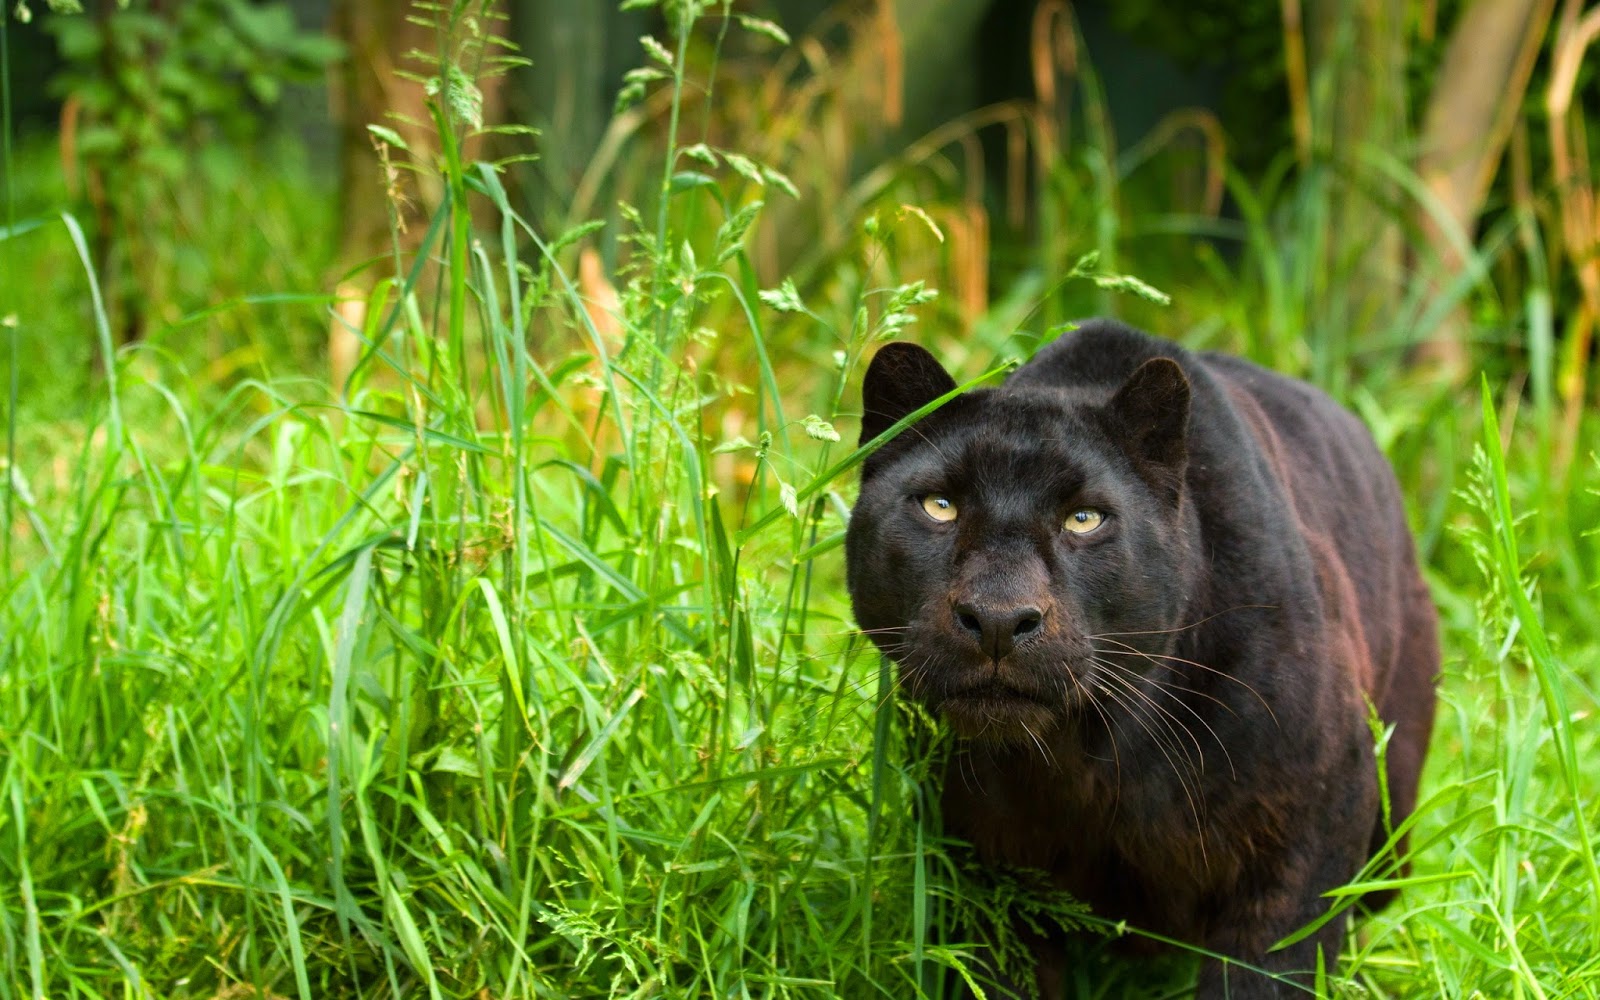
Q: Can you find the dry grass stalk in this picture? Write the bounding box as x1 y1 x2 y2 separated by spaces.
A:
954 199 990 325
1006 116 1028 229
1122 108 1228 218
330 285 367 397
1029 0 1077 172
1547 0 1600 469
875 0 904 128
1278 0 1312 166
579 246 624 348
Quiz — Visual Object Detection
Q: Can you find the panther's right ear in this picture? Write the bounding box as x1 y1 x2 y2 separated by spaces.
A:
860 343 959 445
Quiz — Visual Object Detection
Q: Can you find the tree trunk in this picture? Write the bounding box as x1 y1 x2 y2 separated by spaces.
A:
326 2 435 394
509 2 639 223
325 2 506 395
1305 0 1409 352
1413 0 1556 379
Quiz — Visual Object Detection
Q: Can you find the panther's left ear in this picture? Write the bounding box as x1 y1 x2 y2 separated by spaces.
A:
1107 357 1190 500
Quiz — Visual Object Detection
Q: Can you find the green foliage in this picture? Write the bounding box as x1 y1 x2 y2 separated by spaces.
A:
8 0 86 22
45 1 339 164
1102 0 1288 171
39 0 339 339
3 2 1600 998
0 136 337 410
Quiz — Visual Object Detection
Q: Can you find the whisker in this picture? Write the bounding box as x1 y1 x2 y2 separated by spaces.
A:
805 626 910 637
1091 678 1196 791
1091 636 1279 726
1086 604 1277 639
1092 679 1205 839
1020 719 1056 768
1092 649 1242 720
1071 666 1123 816
1096 667 1205 776
1093 657 1236 781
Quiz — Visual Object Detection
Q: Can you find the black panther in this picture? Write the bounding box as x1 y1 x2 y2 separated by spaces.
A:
845 319 1438 997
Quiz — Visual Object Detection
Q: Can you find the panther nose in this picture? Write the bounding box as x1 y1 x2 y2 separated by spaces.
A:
953 601 1044 660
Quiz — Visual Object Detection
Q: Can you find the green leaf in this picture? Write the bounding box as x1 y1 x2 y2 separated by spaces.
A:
723 151 765 187
713 200 763 264
681 142 719 167
1088 271 1172 306
670 171 719 193
640 33 675 66
366 124 409 151
802 415 840 442
793 530 846 563
558 686 646 791
477 579 527 721
383 877 443 1000
735 14 791 46
247 71 281 104
759 278 805 314
760 165 799 199
428 746 481 778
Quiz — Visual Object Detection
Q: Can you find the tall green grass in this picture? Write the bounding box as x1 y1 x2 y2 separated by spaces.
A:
4 2 1600 998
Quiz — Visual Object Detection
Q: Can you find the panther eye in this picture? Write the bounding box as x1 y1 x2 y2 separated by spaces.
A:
920 494 958 522
1064 508 1104 534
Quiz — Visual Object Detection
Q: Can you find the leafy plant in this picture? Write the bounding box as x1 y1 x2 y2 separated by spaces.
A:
44 0 339 340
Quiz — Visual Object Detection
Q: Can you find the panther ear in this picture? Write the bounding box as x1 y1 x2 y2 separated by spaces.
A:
1107 357 1190 500
860 343 959 445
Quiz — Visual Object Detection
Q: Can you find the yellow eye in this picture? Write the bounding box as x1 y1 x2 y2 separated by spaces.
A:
921 494 958 522
1064 508 1104 534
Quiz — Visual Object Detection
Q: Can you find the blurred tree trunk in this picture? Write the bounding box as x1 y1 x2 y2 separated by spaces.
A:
891 0 998 142
1413 0 1556 378
327 2 433 393
329 2 431 256
326 2 505 394
1304 0 1409 342
510 2 639 223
